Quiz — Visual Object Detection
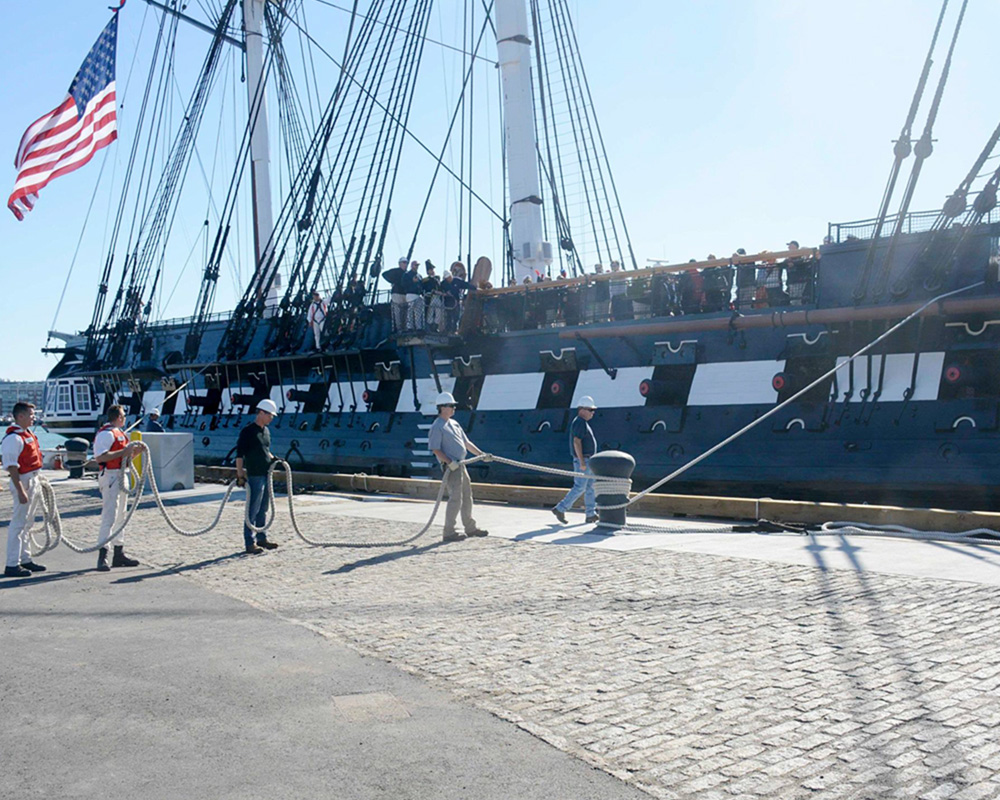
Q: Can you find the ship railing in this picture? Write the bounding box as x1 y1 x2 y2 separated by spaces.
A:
142 309 234 332
469 249 818 333
829 207 1000 243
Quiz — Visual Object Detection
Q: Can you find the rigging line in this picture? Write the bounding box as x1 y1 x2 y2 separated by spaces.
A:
312 0 497 65
872 0 969 300
239 0 381 328
407 3 501 258
890 117 1000 296
284 0 396 304
555 0 616 266
334 0 418 293
854 0 950 301
467 0 475 269
47 147 114 345
547 0 602 267
458 0 468 262
87 4 172 347
532 0 573 277
558 0 636 270
298 1 322 130
562 0 638 269
278 2 505 219
366 0 435 286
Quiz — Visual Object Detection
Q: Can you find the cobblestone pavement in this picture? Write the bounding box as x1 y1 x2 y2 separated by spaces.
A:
11 481 1000 800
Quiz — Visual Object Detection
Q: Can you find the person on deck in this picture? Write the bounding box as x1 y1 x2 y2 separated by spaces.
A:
390 257 408 332
93 405 143 572
235 399 281 555
403 260 425 330
2 402 46 577
423 262 443 332
307 289 328 350
551 396 599 525
428 392 488 542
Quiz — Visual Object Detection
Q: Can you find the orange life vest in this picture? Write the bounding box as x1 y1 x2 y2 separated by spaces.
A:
4 426 43 475
97 424 129 470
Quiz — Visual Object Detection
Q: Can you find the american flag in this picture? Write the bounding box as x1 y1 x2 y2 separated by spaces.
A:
7 15 119 221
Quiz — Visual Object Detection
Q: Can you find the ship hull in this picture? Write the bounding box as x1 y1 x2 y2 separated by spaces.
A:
45 228 1000 509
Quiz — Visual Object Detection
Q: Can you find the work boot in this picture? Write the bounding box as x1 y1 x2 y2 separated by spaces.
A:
257 540 279 550
585 515 599 524
97 548 110 572
245 544 264 554
112 546 139 568
551 507 567 524
442 532 467 542
20 561 46 572
465 529 489 537
4 565 31 578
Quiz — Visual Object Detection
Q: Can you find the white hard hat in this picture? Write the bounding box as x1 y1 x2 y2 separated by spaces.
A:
578 395 598 410
398 256 408 264
149 408 161 417
435 392 457 406
256 398 278 414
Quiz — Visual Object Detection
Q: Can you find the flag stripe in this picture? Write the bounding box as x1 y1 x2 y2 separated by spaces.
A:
14 97 78 168
17 90 115 168
12 91 117 183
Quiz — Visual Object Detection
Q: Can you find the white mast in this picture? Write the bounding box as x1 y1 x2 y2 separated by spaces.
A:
495 0 551 284
243 0 281 304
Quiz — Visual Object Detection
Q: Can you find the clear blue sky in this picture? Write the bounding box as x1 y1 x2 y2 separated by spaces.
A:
2 0 997 380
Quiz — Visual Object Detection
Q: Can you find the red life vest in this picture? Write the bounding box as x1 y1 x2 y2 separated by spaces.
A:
97 424 129 470
4 426 43 475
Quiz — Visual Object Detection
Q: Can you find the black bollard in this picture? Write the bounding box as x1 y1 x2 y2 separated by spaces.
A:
588 450 635 529
63 437 90 479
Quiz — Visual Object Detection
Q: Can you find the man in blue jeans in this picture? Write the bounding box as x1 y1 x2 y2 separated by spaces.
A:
551 396 599 525
235 399 280 554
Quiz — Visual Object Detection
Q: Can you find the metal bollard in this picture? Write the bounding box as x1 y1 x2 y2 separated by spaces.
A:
63 438 90 479
589 450 635 529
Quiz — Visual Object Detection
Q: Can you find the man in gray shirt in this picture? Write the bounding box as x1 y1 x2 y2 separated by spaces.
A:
428 392 489 542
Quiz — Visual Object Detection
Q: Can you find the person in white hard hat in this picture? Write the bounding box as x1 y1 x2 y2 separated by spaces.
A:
428 391 489 542
235 398 280 554
551 396 599 525
144 408 164 433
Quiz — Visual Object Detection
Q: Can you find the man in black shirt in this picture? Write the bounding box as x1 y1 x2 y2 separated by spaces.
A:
236 399 279 554
551 396 599 525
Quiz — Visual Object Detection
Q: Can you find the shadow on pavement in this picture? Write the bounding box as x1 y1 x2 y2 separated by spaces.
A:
325 539 448 575
0 567 94 589
112 552 249 583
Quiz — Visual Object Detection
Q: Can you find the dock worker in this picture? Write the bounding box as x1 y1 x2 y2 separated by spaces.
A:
551 396 598 526
93 405 142 572
144 408 164 433
307 289 328 350
235 398 280 555
3 402 46 577
428 392 488 542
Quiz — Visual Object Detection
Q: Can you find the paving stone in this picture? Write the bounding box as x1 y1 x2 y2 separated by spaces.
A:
17 482 1000 800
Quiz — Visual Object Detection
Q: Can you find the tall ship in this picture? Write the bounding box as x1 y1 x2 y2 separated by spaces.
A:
34 0 1000 508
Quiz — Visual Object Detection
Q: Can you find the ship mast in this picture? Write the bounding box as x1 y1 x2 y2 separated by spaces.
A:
496 0 552 284
243 0 281 303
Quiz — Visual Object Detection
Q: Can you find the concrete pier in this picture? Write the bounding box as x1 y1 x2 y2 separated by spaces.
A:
4 474 1000 799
